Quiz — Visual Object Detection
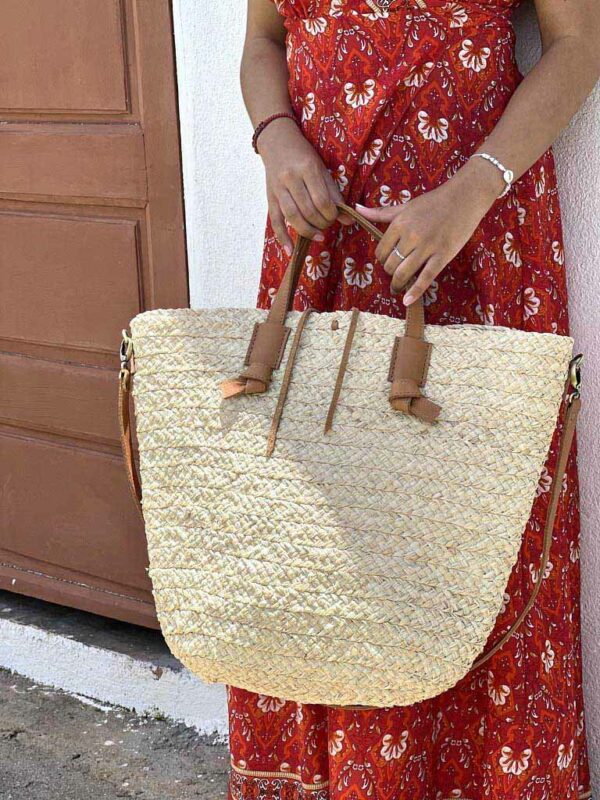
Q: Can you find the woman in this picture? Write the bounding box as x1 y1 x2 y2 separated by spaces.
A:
228 1 599 798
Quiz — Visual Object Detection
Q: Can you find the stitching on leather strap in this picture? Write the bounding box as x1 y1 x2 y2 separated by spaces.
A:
244 322 291 370
243 322 260 366
266 308 315 458
324 308 360 434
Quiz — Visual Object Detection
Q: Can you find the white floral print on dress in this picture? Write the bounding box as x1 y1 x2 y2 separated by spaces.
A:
570 540 580 563
305 251 331 281
475 301 495 325
522 287 541 319
541 639 555 672
499 746 532 775
344 258 373 288
535 165 547 197
380 185 411 206
529 559 553 585
503 232 522 267
300 92 316 122
256 695 286 713
487 671 510 706
344 79 376 108
536 466 552 496
304 17 327 35
417 110 449 142
557 740 575 770
360 138 383 165
380 731 409 761
552 240 565 265
424 280 439 306
404 62 434 88
458 39 491 72
329 729 344 756
444 2 469 27
334 164 348 192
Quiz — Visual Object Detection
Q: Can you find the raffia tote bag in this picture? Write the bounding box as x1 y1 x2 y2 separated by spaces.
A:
118 203 583 709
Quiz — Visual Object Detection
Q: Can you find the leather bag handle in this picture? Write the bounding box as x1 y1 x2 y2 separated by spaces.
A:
268 202 425 338
220 202 437 420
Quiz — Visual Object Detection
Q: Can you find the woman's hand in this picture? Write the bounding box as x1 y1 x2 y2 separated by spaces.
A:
357 159 502 305
257 117 350 255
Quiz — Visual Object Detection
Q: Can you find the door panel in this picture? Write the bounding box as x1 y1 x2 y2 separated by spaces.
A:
0 124 147 201
0 0 128 113
0 0 187 627
0 212 142 349
1 435 149 587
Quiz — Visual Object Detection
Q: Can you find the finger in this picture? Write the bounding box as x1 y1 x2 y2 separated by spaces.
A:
305 168 339 225
269 201 293 257
355 203 404 224
323 171 352 224
288 177 331 230
279 190 325 241
403 256 445 305
390 250 427 294
382 236 418 277
376 219 413 264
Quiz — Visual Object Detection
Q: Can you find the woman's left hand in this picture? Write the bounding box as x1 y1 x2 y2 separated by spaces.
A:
356 159 503 305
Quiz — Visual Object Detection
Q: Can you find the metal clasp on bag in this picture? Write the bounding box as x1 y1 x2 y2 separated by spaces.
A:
568 353 583 405
120 329 134 391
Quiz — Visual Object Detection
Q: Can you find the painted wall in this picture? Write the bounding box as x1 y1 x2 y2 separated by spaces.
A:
172 0 600 780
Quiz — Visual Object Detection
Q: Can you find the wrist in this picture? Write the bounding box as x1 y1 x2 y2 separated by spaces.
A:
255 116 300 157
450 157 505 212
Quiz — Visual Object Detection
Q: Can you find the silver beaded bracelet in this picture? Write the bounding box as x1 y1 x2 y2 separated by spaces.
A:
470 152 514 198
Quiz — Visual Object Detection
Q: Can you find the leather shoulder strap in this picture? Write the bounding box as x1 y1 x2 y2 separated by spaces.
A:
118 341 144 522
471 388 581 670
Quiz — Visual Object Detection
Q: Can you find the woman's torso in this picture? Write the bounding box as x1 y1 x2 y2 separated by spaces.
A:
259 0 567 341
275 0 524 191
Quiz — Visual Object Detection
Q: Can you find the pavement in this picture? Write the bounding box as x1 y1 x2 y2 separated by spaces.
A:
0 668 230 800
0 590 227 738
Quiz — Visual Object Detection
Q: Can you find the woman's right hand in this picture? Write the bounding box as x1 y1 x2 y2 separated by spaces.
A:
257 117 349 256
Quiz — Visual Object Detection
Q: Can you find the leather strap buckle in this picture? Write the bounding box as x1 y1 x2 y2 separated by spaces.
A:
119 329 134 391
568 353 583 404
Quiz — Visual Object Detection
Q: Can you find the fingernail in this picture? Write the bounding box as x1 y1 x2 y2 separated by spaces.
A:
315 233 325 242
284 243 293 256
355 203 368 210
403 293 414 306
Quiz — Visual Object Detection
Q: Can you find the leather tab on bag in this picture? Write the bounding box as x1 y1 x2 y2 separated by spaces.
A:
220 322 291 398
388 335 441 422
244 322 291 370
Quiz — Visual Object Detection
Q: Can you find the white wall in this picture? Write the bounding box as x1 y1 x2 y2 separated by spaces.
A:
512 6 600 788
172 4 266 309
172 0 600 782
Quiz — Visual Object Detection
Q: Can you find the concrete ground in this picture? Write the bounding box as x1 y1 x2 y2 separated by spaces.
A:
0 590 227 738
0 668 230 799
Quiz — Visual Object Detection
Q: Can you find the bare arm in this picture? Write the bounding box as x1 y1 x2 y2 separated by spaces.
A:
241 0 290 128
241 0 347 256
472 0 600 186
359 0 600 303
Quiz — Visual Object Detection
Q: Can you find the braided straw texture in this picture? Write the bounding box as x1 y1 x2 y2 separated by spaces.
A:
129 308 573 707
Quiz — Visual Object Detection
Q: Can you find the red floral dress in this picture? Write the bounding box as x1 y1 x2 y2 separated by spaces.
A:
228 2 592 798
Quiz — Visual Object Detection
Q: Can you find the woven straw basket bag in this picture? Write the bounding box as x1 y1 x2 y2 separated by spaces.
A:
119 203 582 708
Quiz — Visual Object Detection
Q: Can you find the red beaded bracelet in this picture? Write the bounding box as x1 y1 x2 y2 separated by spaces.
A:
252 112 298 154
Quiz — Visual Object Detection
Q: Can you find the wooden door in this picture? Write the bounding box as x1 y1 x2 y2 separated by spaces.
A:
0 0 188 628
